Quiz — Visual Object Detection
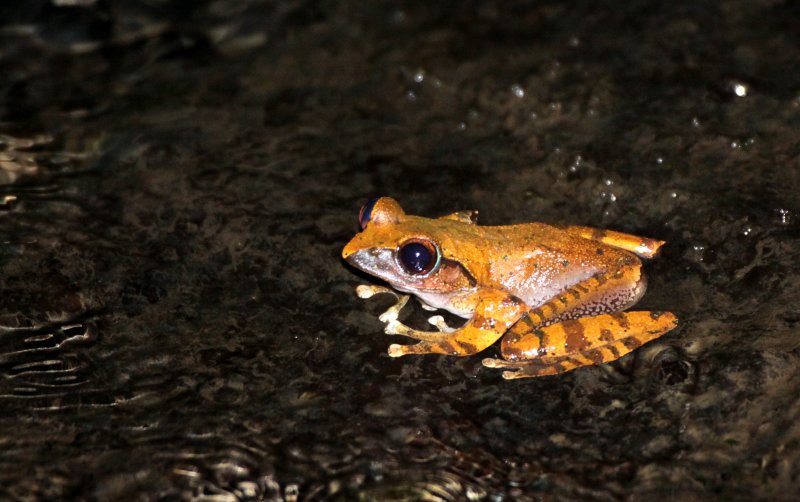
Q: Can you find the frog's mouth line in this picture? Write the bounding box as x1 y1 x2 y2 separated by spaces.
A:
343 248 398 278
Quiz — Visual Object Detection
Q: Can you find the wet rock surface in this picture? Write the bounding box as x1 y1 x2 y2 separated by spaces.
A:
1 0 799 500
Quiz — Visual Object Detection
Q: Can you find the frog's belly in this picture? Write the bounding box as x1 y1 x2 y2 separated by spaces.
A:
511 268 598 310
517 283 572 310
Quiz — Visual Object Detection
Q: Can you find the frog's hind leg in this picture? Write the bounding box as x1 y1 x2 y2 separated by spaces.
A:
523 260 649 329
482 311 678 379
561 225 665 259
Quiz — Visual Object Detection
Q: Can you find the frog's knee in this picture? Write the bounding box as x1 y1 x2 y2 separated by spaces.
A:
499 330 546 361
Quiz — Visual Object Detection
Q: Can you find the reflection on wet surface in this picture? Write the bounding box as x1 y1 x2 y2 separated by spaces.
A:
1 0 799 500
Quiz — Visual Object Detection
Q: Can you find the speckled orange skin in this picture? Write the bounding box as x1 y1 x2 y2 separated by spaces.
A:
342 197 678 379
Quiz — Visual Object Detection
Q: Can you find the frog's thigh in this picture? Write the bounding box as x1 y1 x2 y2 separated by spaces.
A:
388 291 526 358
487 311 678 379
526 262 645 327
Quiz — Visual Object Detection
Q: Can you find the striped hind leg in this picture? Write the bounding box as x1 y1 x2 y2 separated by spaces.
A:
482 311 678 379
559 225 665 259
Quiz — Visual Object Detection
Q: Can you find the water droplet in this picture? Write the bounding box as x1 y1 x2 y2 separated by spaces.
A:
511 84 525 98
413 71 425 83
776 208 792 226
732 82 748 97
568 155 582 173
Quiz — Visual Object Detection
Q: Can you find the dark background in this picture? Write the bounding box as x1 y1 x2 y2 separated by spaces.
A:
1 0 798 500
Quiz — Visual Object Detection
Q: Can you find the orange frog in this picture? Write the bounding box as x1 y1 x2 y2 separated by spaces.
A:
342 197 678 379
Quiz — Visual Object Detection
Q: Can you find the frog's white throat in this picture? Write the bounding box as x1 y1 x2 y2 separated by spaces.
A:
389 282 474 319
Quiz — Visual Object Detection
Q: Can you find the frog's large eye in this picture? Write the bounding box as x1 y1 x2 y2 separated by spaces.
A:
358 197 379 229
398 239 439 275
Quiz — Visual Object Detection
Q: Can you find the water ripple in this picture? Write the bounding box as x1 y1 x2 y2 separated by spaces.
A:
0 315 113 410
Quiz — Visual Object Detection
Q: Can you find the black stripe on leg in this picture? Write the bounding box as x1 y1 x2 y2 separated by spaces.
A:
584 348 606 364
455 340 479 354
612 313 631 329
622 336 642 350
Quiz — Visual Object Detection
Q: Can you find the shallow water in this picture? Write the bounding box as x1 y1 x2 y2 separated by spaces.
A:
1 0 799 500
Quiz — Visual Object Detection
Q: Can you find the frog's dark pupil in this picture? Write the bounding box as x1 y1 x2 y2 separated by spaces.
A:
358 197 379 229
399 242 433 274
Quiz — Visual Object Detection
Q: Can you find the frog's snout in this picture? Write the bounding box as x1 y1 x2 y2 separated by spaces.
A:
342 247 396 279
342 232 369 260
342 241 357 260
342 248 373 270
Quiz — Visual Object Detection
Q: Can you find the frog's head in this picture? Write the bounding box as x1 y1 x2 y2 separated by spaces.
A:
342 197 476 294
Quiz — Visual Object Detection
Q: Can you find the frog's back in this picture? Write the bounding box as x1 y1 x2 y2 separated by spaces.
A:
465 222 639 307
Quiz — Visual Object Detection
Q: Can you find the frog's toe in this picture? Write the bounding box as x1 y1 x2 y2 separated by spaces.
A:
356 284 390 299
374 292 409 323
481 357 521 368
387 343 424 357
501 365 560 379
385 320 418 336
502 369 532 379
482 358 560 379
481 359 525 377
384 320 403 335
481 357 501 368
427 315 456 333
379 310 399 323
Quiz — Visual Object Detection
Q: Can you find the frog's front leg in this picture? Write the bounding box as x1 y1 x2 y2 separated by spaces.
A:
483 311 678 379
357 284 456 336
387 289 527 357
356 284 410 323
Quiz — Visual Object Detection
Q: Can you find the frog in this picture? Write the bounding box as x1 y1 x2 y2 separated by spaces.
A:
341 197 678 379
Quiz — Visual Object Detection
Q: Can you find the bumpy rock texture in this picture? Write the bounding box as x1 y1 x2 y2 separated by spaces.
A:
1 0 798 500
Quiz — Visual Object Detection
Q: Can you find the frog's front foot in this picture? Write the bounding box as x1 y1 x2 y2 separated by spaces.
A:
356 284 410 323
